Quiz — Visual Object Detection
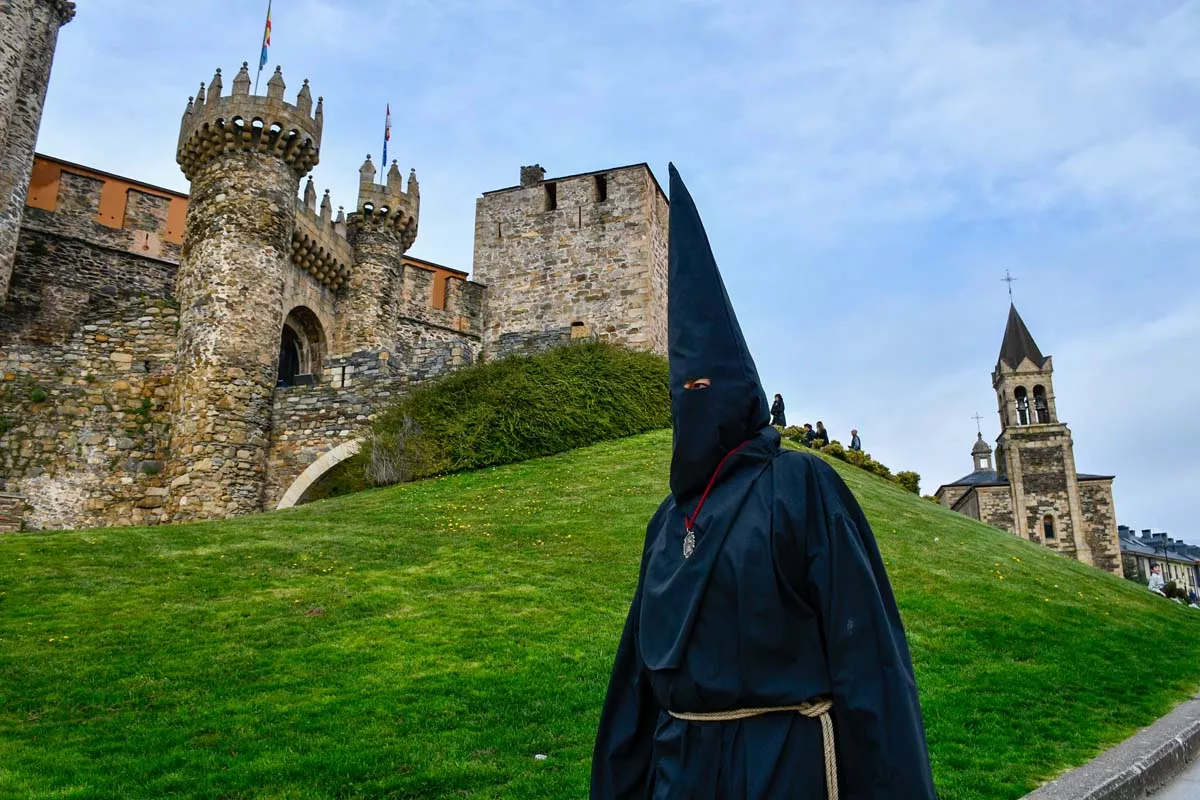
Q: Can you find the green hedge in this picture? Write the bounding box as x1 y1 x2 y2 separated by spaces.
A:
308 342 671 499
778 426 921 495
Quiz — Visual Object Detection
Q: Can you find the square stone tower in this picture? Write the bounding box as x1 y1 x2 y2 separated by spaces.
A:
991 303 1121 574
472 163 667 359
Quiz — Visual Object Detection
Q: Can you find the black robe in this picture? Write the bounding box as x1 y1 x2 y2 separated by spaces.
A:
770 399 786 428
591 164 935 798
590 427 936 798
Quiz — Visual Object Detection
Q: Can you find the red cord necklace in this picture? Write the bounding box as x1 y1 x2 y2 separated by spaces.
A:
682 439 750 558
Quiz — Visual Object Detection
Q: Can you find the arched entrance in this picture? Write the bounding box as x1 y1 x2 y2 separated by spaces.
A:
277 306 326 387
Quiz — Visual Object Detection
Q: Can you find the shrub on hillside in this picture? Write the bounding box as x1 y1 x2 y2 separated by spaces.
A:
778 425 920 494
357 342 670 489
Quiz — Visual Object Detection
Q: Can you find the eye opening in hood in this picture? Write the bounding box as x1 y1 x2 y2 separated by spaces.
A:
683 378 711 390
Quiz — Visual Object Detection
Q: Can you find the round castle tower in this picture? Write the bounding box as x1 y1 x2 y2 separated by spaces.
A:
339 155 420 355
0 0 75 305
168 63 322 520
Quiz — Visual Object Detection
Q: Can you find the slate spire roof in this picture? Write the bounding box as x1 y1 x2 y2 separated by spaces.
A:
998 303 1047 369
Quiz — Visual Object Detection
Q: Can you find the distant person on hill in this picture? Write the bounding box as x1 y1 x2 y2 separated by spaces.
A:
803 422 816 444
1147 564 1166 595
814 421 830 447
591 165 937 800
850 429 862 451
770 393 786 427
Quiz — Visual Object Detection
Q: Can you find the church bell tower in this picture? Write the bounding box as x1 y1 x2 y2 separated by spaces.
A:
991 304 1093 561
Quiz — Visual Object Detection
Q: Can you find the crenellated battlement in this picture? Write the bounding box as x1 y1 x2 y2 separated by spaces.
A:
176 63 322 181
352 155 419 251
291 177 352 290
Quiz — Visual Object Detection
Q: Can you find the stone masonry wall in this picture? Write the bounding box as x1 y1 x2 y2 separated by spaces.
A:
472 164 667 359
167 151 302 521
0 294 176 529
976 485 1015 534
0 0 72 303
1079 479 1122 575
341 222 405 353
1002 427 1080 557
2 173 180 340
265 375 404 509
939 485 970 512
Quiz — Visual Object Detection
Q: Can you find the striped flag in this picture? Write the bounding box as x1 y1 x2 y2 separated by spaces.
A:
382 104 392 167
259 0 272 70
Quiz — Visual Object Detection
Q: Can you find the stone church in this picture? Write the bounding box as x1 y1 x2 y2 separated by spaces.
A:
0 2 668 531
935 304 1122 575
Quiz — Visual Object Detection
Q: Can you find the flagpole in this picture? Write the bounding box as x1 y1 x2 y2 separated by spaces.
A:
254 0 272 95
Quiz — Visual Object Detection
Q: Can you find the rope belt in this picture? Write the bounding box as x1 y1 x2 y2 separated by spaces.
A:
668 698 838 800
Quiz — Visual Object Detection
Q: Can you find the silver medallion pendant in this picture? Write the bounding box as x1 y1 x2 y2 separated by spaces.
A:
682 529 696 559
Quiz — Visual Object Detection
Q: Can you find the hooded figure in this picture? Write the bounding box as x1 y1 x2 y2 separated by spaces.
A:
590 165 936 799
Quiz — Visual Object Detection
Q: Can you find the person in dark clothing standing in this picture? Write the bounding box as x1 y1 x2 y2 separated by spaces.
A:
814 421 830 447
590 164 937 800
770 394 786 427
802 423 815 444
850 429 862 452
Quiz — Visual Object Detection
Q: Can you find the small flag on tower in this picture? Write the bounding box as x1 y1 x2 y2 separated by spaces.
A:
259 1 273 70
382 104 392 168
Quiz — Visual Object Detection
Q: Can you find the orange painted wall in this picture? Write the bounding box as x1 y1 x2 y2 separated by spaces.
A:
26 154 189 244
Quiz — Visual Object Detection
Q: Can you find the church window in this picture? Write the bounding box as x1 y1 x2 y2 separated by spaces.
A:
594 174 608 202
545 182 558 211
1015 386 1030 425
1043 514 1056 540
1033 385 1050 423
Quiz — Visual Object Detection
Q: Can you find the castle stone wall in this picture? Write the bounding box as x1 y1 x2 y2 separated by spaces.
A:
0 0 73 303
0 293 176 529
472 164 667 359
265 378 404 508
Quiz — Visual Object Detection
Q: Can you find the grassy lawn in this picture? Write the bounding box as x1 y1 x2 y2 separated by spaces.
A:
2 429 1199 799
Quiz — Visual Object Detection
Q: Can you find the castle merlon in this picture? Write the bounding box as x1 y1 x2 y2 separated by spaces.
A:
176 63 322 181
353 155 419 250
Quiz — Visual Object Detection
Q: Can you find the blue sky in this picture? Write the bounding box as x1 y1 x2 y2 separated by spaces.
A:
37 1 1200 537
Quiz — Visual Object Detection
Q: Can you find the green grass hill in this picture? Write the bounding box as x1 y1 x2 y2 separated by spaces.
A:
3 430 1199 799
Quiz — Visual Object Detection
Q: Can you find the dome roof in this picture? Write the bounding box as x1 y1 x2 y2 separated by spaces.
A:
971 433 992 456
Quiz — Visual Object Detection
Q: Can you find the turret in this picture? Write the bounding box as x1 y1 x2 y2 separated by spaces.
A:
339 155 423 354
176 62 321 182
167 66 323 522
0 0 76 304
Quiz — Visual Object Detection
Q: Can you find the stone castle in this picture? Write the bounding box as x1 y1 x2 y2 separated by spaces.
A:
935 304 1122 575
0 3 668 531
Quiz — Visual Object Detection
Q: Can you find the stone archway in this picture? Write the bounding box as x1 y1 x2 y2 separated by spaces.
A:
277 306 327 387
275 439 362 510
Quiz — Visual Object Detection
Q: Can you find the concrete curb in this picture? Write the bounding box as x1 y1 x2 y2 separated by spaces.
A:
1021 694 1200 800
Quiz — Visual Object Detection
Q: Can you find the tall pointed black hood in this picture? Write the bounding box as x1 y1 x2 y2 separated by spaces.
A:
667 164 770 502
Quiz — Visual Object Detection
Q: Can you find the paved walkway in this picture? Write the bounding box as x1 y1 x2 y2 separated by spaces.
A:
1156 757 1200 799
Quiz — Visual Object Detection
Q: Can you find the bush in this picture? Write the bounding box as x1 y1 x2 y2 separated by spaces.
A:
895 471 921 495
360 342 670 489
780 425 920 494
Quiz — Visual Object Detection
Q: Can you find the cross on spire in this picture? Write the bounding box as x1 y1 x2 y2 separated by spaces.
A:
972 412 984 434
1002 270 1018 302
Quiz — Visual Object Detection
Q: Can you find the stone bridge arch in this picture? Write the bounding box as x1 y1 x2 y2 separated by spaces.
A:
274 438 362 510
